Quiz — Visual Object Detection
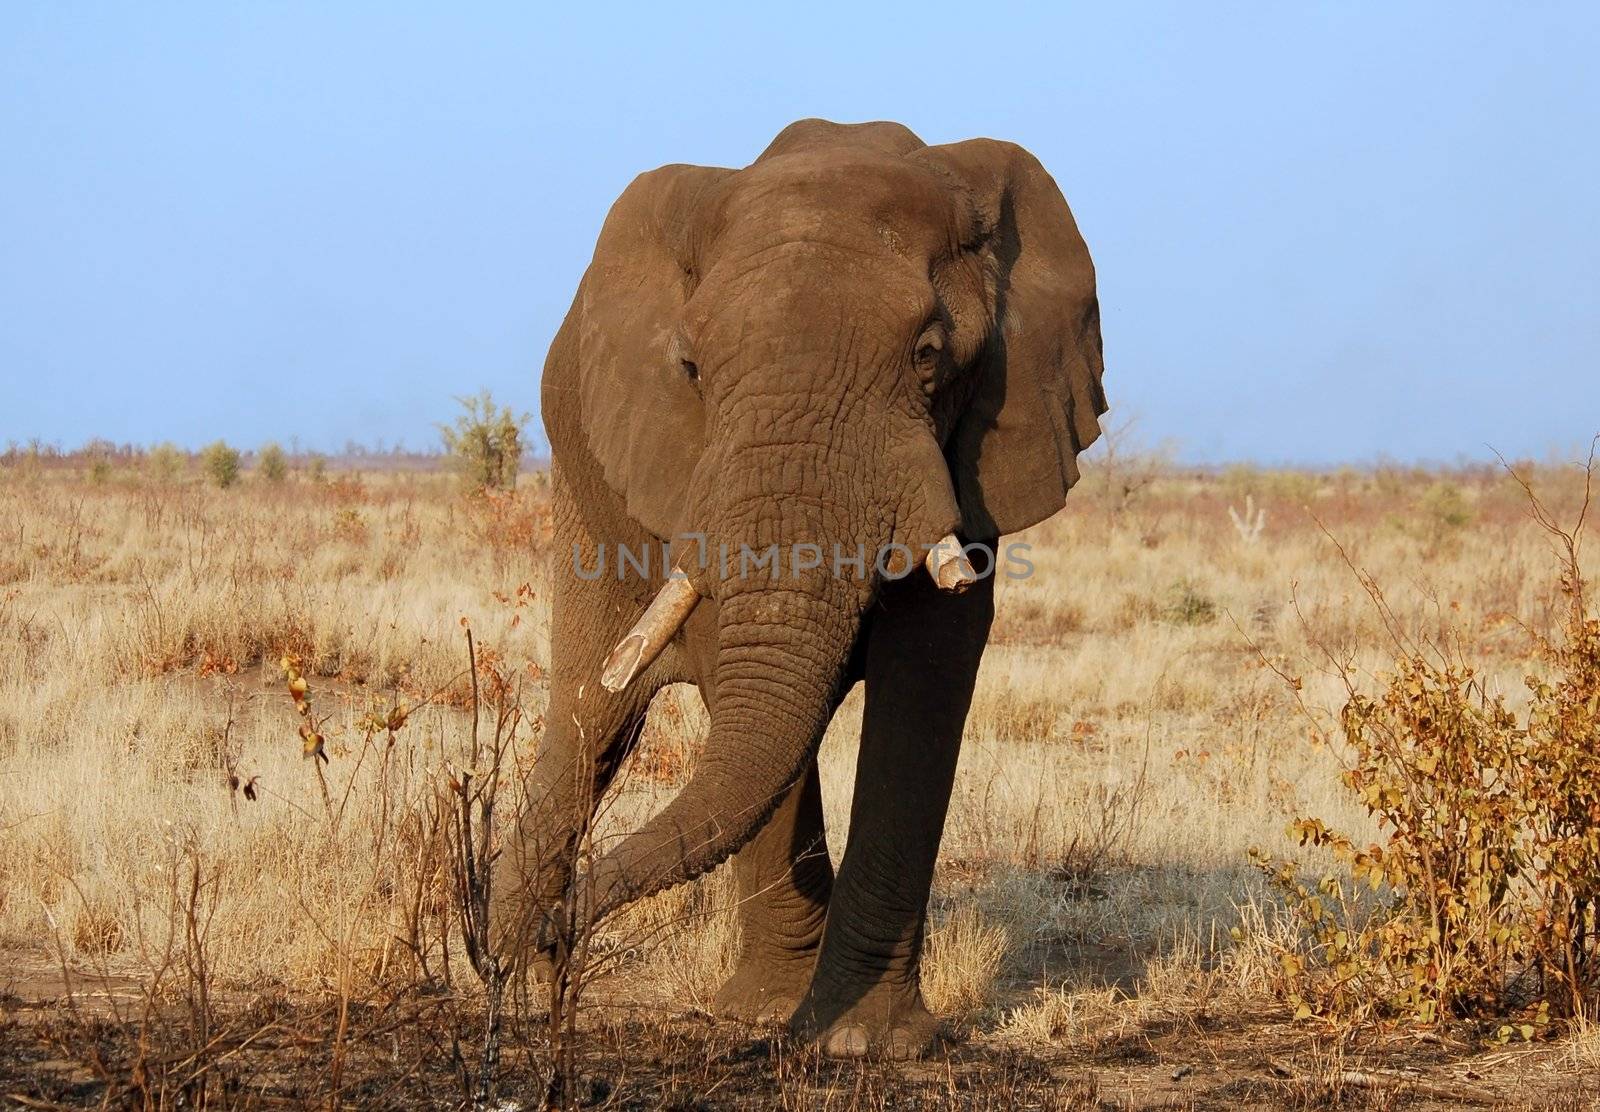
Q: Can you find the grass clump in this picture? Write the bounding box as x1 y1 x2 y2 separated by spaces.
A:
922 904 1011 1017
1162 579 1218 625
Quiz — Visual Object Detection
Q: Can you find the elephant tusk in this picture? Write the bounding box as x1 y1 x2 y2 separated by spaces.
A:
925 534 977 593
600 572 702 692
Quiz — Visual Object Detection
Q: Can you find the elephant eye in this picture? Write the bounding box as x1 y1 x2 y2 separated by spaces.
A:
667 329 700 386
913 324 947 395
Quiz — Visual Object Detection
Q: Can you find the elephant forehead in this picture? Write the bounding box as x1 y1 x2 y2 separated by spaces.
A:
718 151 963 254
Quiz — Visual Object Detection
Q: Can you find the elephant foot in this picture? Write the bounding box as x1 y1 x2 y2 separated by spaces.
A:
790 982 943 1060
714 950 817 1025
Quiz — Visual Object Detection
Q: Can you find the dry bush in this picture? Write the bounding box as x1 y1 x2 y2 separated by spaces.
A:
459 485 554 556
1256 451 1600 1031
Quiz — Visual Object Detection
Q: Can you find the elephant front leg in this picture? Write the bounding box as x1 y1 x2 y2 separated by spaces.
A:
714 759 834 1023
790 566 994 1059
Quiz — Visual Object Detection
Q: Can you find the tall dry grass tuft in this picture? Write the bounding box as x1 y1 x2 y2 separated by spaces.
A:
922 904 1012 1018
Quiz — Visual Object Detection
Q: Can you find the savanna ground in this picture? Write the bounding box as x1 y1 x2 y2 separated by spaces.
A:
2 441 1599 1109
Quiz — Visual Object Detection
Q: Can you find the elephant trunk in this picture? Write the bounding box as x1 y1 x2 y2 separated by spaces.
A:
579 405 969 919
583 574 858 917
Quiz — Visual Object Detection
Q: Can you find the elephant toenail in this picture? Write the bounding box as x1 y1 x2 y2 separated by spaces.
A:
886 1028 915 1059
825 1025 869 1058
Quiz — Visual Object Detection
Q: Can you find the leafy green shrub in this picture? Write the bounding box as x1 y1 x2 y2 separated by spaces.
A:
306 453 327 484
439 391 529 491
1264 469 1320 505
257 441 288 483
1420 480 1472 527
146 442 185 483
1418 480 1473 553
200 440 241 489
1255 467 1600 1030
1385 480 1475 555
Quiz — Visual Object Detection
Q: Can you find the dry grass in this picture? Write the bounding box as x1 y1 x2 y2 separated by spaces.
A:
3 451 1599 1106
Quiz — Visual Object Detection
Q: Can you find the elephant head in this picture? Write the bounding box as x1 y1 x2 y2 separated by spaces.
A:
545 118 1105 913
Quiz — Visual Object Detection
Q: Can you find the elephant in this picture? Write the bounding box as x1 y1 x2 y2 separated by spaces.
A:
495 118 1106 1059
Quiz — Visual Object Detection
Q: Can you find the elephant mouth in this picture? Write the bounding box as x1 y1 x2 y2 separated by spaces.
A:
598 532 976 693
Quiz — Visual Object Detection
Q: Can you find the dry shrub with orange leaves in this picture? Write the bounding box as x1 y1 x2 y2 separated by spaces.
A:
1256 457 1600 1033
461 484 554 555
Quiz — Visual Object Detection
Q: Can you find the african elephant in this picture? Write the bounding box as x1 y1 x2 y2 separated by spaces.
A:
496 118 1106 1059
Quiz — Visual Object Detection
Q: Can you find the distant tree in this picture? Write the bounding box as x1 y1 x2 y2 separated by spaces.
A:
201 440 241 489
305 453 327 484
257 441 289 483
146 442 185 483
439 391 530 490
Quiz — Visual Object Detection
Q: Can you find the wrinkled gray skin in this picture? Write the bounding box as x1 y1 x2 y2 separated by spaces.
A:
495 119 1106 1059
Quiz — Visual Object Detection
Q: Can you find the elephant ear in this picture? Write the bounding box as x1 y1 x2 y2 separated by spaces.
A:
553 163 730 539
915 140 1107 539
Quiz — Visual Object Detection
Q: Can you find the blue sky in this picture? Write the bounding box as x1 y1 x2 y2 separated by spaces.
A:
2 3 1596 463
